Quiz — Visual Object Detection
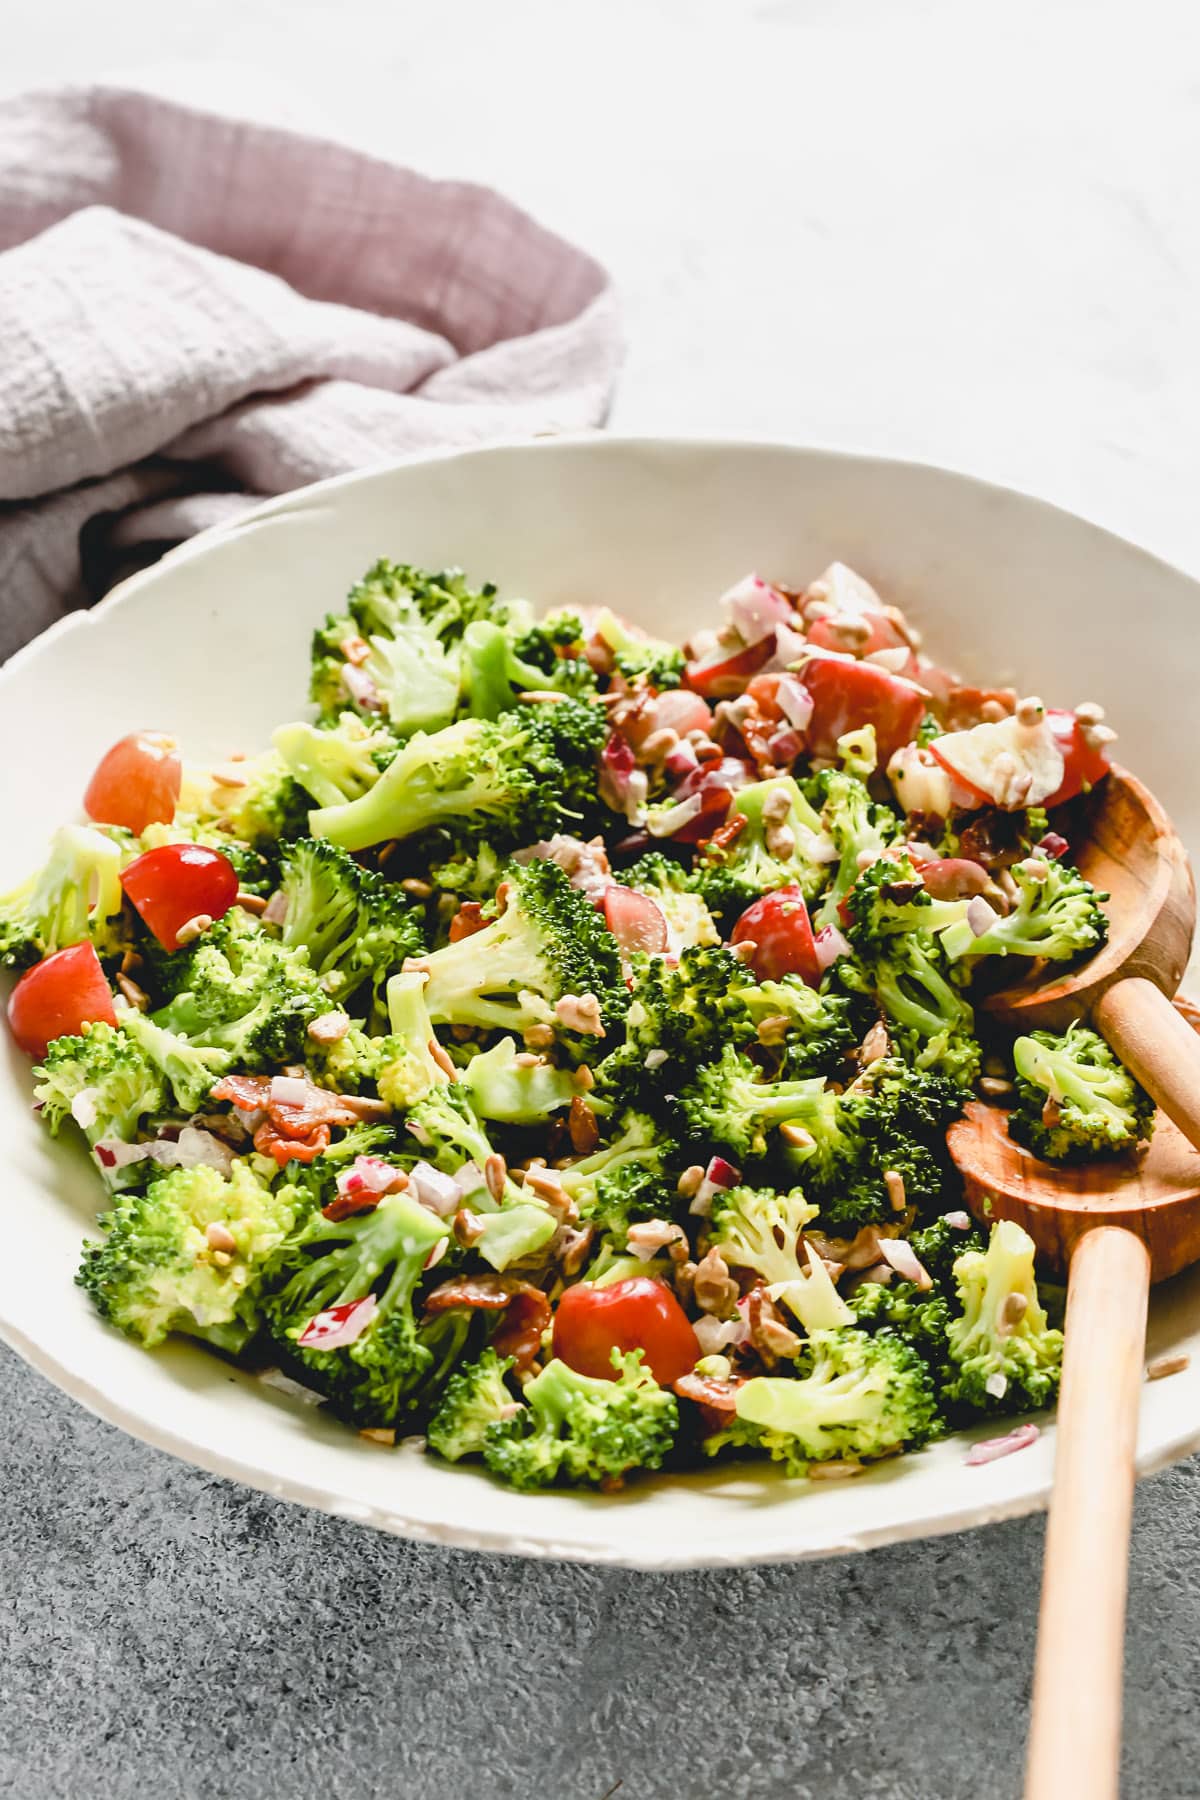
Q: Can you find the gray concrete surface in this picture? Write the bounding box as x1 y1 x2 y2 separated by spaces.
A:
4 1342 1199 1799
6 2 1200 1794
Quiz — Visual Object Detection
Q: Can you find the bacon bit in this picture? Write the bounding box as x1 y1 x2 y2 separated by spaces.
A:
424 1274 551 1373
211 1073 272 1109
708 811 748 853
254 1119 331 1166
965 1423 1040 1466
448 901 489 944
568 1096 600 1155
673 1369 747 1433
322 1189 381 1222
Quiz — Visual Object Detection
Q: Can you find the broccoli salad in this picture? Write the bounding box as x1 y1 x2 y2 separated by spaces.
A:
1 558 1153 1493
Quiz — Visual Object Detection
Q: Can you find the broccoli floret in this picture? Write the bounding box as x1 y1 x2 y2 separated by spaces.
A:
34 1021 167 1188
458 1036 579 1124
708 1185 859 1331
808 770 902 930
556 1111 678 1238
460 618 598 719
426 1349 520 1462
727 973 858 1079
591 943 749 1108
841 871 981 1087
278 837 424 1030
426 841 505 904
510 612 597 693
261 1187 454 1427
711 1327 939 1471
378 971 452 1111
272 715 399 812
78 1159 307 1352
348 559 502 642
121 1009 231 1114
481 1352 679 1491
0 824 129 969
679 1045 829 1163
311 579 463 735
850 1220 986 1388
590 608 685 689
149 911 326 1069
943 1219 1063 1415
179 749 310 849
697 778 829 915
942 860 1109 969
623 852 720 952
1010 1024 1155 1162
411 858 622 1038
909 1215 987 1286
308 700 606 854
404 1084 559 1269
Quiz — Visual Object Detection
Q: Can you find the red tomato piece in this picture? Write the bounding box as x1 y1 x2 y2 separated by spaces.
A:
745 672 787 725
799 654 928 762
602 885 669 955
553 1277 701 1387
1043 709 1112 807
83 732 181 834
120 843 238 950
684 636 775 700
7 941 117 1058
730 885 820 985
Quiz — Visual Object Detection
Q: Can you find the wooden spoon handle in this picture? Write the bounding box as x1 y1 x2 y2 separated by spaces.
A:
1025 1224 1150 1800
1095 975 1200 1152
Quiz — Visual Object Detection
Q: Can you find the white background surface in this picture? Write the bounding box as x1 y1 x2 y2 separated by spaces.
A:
6 0 1200 579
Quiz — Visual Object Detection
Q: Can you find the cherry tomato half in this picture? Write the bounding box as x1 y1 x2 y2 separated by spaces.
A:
1043 709 1112 808
83 732 181 834
7 942 117 1058
553 1277 701 1387
805 609 909 660
684 635 776 700
730 884 820 986
602 885 669 955
799 655 928 763
120 843 238 951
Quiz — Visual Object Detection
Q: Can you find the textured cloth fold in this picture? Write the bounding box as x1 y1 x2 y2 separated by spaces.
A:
0 86 621 661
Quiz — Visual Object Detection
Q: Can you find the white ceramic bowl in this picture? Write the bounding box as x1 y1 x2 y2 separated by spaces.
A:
4 436 1200 1569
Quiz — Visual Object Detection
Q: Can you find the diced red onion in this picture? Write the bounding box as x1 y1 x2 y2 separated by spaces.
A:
515 835 612 903
93 1138 149 1170
335 1156 408 1202
720 573 795 647
93 1127 235 1176
943 1210 972 1230
674 755 754 801
762 622 811 673
767 728 806 765
262 890 289 926
775 676 814 730
297 1294 378 1350
258 1367 325 1406
814 924 851 971
644 1048 668 1070
342 664 382 711
878 1238 932 1289
865 647 913 674
694 1312 751 1355
663 740 700 781
690 1154 742 1217
409 1160 462 1217
965 1423 1040 1466
1036 831 1069 861
424 1238 450 1271
646 689 714 738
966 895 999 938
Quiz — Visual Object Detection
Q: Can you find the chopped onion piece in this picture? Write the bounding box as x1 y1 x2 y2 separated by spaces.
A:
965 1423 1040 1466
693 1313 751 1355
262 890 288 926
690 1154 742 1217
409 1160 462 1217
878 1237 932 1289
646 791 705 838
943 1210 973 1230
335 1156 407 1201
70 1088 100 1130
720 573 794 646
342 664 382 711
297 1294 377 1350
270 1075 314 1108
966 895 998 938
775 674 815 731
814 924 851 971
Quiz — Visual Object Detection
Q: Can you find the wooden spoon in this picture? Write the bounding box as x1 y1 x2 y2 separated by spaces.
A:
946 766 1200 1800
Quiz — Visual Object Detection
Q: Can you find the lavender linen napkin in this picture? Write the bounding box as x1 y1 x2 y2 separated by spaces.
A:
0 86 621 662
